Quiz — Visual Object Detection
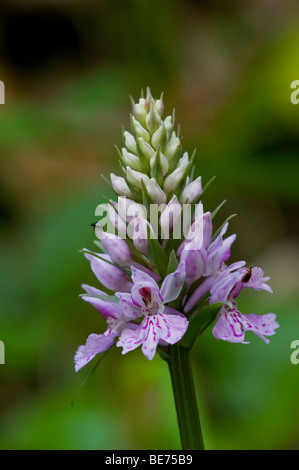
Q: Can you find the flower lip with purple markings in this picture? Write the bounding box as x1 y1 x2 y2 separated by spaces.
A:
72 88 282 452
212 303 279 344
209 263 279 344
116 263 188 360
74 261 189 370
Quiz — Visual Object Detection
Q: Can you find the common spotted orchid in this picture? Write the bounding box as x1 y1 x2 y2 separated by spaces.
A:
74 88 278 450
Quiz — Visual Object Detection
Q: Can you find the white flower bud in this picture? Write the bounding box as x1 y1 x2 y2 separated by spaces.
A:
146 178 167 204
180 176 202 204
154 96 164 117
164 115 174 134
110 173 133 198
150 149 169 177
131 97 147 124
179 152 189 168
164 132 181 161
163 168 184 193
163 157 188 194
121 148 142 172
144 87 154 112
126 166 150 189
138 137 155 161
138 98 146 107
151 121 167 150
131 116 150 142
146 104 161 134
124 131 137 154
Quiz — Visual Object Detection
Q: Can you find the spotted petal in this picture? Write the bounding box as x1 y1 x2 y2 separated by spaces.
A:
117 311 188 360
212 307 279 344
75 329 118 372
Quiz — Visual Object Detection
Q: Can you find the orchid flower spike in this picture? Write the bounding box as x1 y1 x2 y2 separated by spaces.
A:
75 88 278 373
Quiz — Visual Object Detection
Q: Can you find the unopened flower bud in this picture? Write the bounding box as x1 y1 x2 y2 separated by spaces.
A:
164 132 182 162
164 114 174 134
130 215 149 255
111 173 133 198
154 94 164 117
151 121 167 151
150 148 169 178
126 166 150 189
124 199 147 222
180 176 202 204
144 87 154 112
131 97 147 125
184 206 212 250
117 198 147 243
146 104 161 134
131 115 150 142
123 131 137 154
137 137 155 161
94 224 132 266
121 148 143 171
160 195 182 239
163 154 189 194
107 201 127 238
146 178 167 204
179 152 189 168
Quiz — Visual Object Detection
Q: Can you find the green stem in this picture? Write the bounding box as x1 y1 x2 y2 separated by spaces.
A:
167 344 205 450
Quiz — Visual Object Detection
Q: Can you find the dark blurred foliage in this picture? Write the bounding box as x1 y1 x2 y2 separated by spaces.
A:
0 0 298 449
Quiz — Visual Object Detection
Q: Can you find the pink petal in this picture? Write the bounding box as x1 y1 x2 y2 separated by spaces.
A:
180 247 207 287
116 322 147 355
130 266 159 289
212 309 247 343
115 292 142 320
84 251 132 292
131 216 149 255
157 312 189 345
244 267 273 293
74 329 118 372
142 317 160 360
184 275 216 312
207 233 236 273
95 232 132 267
212 308 279 344
160 261 186 303
81 284 120 319
245 313 279 340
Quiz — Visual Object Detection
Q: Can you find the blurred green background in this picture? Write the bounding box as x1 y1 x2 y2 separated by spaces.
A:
0 0 298 450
